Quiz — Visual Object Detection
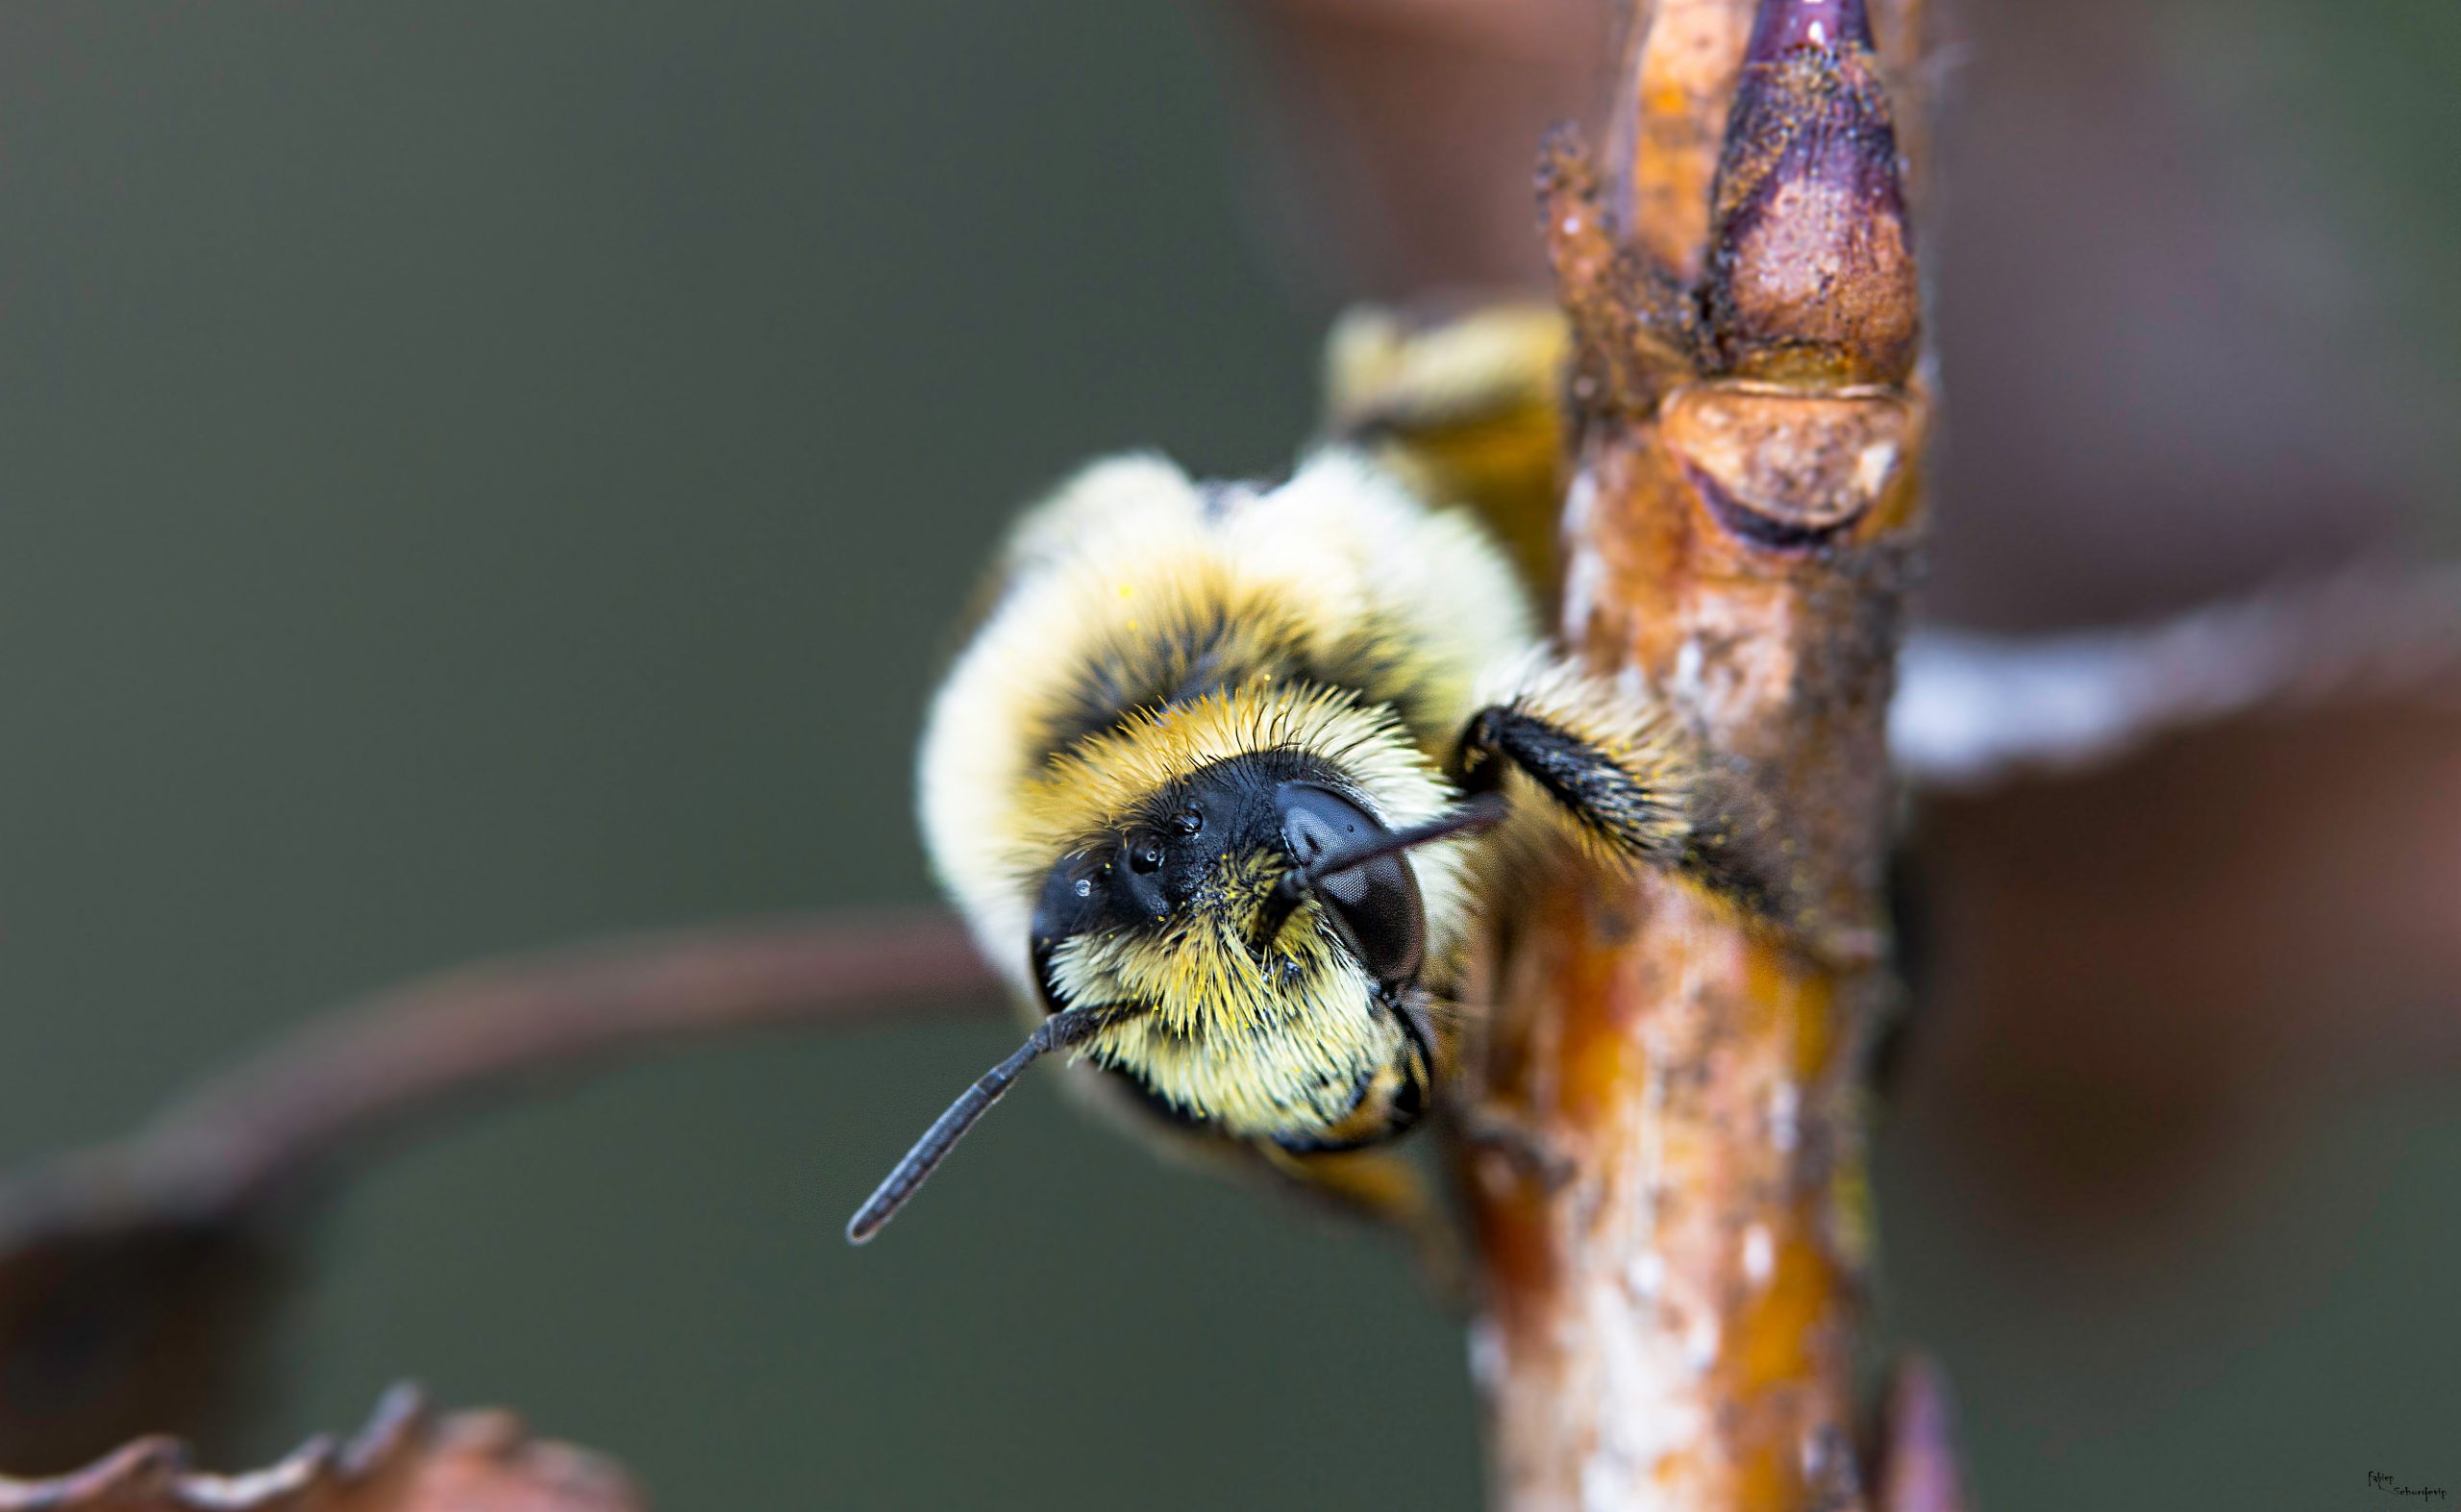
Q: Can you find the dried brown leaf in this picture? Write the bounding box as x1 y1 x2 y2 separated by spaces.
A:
0 1388 641 1512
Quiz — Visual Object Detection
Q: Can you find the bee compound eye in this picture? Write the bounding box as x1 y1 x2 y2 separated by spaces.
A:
1320 850 1424 986
1275 784 1426 987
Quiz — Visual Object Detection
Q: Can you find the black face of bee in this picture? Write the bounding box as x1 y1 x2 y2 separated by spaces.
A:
1026 754 1429 1010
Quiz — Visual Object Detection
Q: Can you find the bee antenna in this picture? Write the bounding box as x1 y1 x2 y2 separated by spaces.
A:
1258 791 1507 945
845 1006 1104 1244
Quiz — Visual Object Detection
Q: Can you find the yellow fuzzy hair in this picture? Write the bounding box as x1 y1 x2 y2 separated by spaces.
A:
1019 686 1462 890
1323 303 1572 596
917 449 1534 1004
1050 850 1409 1135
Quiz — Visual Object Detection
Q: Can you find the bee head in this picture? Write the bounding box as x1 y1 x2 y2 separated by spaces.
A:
1028 756 1439 1014
850 745 1498 1246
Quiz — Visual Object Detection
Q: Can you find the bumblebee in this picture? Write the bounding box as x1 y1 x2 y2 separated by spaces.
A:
846 317 1713 1245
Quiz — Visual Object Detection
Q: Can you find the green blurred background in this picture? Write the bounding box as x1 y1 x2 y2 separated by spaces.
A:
2 3 2456 1507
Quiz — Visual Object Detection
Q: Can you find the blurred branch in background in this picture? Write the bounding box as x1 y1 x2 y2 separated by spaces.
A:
1893 565 2461 791
0 913 991 1473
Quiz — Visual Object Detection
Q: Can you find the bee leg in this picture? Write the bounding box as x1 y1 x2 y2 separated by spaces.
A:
1447 678 1820 938
1447 697 1693 869
1450 684 1891 967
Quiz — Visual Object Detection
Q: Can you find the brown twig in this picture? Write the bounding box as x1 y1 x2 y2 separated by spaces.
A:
118 907 993 1214
1460 2 1936 1508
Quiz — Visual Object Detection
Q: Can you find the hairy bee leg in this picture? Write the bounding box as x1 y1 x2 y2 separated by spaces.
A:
1447 680 1835 941
1448 700 1692 868
1450 696 1879 954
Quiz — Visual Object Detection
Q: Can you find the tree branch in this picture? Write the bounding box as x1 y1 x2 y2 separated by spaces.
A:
1460 2 1941 1507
